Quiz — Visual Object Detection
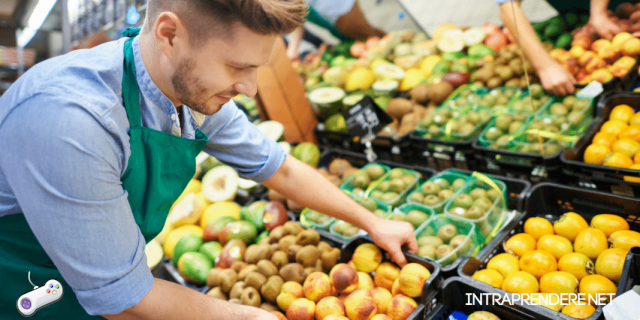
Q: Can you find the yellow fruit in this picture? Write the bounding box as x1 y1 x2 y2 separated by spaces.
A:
352 243 382 273
553 212 589 242
504 233 536 257
595 248 627 283
630 112 640 126
398 263 431 298
163 224 204 257
610 104 636 124
420 55 442 77
609 229 640 251
154 220 174 245
345 68 376 92
624 163 640 182
181 179 203 199
612 138 640 157
603 152 634 168
487 253 520 278
200 201 241 228
574 228 608 259
612 32 633 50
166 192 210 228
399 68 426 91
601 119 628 136
519 250 558 279
527 293 563 312
558 252 595 281
592 131 617 148
540 271 579 295
562 300 596 319
537 235 573 260
472 269 504 288
590 214 629 237
524 217 554 240
502 271 539 294
579 274 617 305
583 144 611 165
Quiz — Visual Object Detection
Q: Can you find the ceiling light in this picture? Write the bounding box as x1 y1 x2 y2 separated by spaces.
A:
17 0 58 47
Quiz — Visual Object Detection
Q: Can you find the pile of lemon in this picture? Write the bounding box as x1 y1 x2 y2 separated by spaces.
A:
471 212 640 319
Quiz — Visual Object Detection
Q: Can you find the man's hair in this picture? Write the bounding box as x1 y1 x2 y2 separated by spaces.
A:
146 0 308 43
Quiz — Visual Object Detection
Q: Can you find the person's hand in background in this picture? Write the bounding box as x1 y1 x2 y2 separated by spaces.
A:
538 60 577 96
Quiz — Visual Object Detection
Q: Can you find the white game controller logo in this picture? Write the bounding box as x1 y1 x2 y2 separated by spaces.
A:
17 272 64 317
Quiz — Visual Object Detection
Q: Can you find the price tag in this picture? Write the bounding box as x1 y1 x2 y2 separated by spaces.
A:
342 96 392 143
577 81 604 99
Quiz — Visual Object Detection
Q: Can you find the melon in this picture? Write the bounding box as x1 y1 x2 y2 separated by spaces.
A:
309 87 346 118
201 166 239 203
256 120 284 142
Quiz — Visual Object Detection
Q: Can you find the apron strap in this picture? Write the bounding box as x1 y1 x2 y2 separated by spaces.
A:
122 27 143 129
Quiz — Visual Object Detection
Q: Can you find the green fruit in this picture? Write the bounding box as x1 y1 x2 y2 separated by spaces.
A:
421 182 441 196
469 188 487 200
218 221 258 245
389 179 405 193
388 213 406 222
389 168 404 180
343 226 360 238
466 205 486 219
467 44 496 58
528 84 544 99
441 51 465 61
172 233 203 266
353 172 371 189
177 252 213 285
509 121 523 134
438 189 454 200
377 181 391 192
305 210 321 223
544 18 565 38
373 209 387 217
473 198 493 212
453 194 474 209
369 190 384 199
436 245 458 265
554 32 572 49
409 192 424 203
255 230 270 243
418 236 444 247
431 60 451 75
407 210 429 228
324 113 348 132
451 178 466 191
203 216 237 242
366 164 386 181
485 127 504 141
417 245 437 259
550 103 569 116
495 114 513 132
359 198 377 212
487 189 501 202
380 192 399 204
199 241 223 263
422 195 442 206
437 224 458 243
450 234 472 253
449 207 467 218
291 142 320 167
432 178 450 190
334 221 351 235
245 201 267 230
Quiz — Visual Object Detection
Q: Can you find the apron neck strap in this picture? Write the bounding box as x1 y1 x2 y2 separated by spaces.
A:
122 27 143 129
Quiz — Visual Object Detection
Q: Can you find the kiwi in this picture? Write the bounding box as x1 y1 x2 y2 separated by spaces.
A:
321 247 341 271
283 221 304 236
317 241 332 253
436 245 458 265
418 236 444 247
271 251 289 270
257 259 279 278
287 244 303 262
245 271 267 290
269 227 285 243
296 245 320 267
238 265 258 281
437 224 458 243
260 302 280 312
245 243 274 264
244 245 259 264
218 269 238 293
329 158 352 177
241 287 261 307
206 268 223 288
315 258 324 273
280 263 307 284
450 234 472 253
278 235 297 252
260 275 284 303
206 287 227 300
229 281 246 300
258 237 270 245
343 226 360 238
271 243 280 252
296 229 321 246
231 261 248 274
417 245 437 259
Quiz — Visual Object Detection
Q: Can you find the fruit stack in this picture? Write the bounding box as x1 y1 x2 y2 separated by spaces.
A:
470 213 639 318
476 87 522 112
471 44 540 88
408 171 469 213
414 215 482 267
387 203 434 231
277 240 435 320
583 104 640 179
366 168 421 207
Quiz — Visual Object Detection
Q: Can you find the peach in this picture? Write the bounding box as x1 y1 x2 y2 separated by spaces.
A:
579 75 593 85
286 298 316 320
277 281 304 311
591 39 612 52
550 48 569 60
271 311 288 320
371 287 393 314
563 58 580 75
621 37 640 56
315 296 346 320
570 46 586 58
371 315 393 320
575 69 588 82
345 289 378 320
591 68 615 83
618 20 631 32
330 263 359 293
348 260 357 270
614 56 637 70
598 46 622 64
352 243 382 273
578 51 598 67
374 262 401 291
357 272 375 290
391 278 401 296
324 316 350 320
631 10 640 23
398 263 431 298
585 56 608 73
303 272 333 302
337 294 349 305
386 294 418 320
572 35 594 50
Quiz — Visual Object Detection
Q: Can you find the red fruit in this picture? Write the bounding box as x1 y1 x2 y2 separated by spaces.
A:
263 201 289 231
484 32 508 52
441 71 470 88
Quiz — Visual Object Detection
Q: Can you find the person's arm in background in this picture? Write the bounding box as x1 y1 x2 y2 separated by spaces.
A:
286 26 305 61
262 156 418 266
589 0 621 40
334 1 385 40
499 0 576 95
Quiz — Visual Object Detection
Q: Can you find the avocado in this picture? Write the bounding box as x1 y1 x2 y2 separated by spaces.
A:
172 233 203 266
218 221 258 245
177 252 213 285
245 201 267 230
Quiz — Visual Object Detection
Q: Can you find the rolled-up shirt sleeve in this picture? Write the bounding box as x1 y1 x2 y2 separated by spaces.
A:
0 93 153 316
200 101 286 183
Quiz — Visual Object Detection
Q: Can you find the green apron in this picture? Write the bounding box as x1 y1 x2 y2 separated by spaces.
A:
546 0 625 14
0 27 208 319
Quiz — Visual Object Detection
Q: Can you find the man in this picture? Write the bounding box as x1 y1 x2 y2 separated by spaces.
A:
499 0 624 96
0 0 416 319
286 0 386 61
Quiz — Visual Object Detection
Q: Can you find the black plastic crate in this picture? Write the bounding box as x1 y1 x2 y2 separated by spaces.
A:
457 182 640 320
410 131 484 172
371 135 417 165
341 236 443 319
314 124 364 152
562 93 640 197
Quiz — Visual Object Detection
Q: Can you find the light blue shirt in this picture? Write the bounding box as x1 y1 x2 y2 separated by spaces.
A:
305 0 355 25
496 0 519 3
0 36 286 315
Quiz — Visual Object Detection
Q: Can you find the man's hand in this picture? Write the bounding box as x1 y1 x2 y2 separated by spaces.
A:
538 61 577 96
366 216 418 267
589 12 622 40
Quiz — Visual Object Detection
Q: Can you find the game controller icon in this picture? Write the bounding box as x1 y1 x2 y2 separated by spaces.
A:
17 272 63 317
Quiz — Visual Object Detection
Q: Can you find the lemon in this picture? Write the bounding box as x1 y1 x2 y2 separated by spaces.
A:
344 68 376 92
420 55 442 77
164 224 204 257
200 201 241 228
399 68 426 91
166 192 210 228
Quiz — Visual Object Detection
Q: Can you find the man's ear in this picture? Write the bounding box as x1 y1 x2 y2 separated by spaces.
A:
153 12 188 61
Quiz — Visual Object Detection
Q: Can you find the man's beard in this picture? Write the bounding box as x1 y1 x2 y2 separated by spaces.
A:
171 58 233 116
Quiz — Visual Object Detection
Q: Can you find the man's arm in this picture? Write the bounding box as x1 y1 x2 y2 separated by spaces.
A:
103 279 275 320
499 0 576 95
589 0 621 40
262 156 418 266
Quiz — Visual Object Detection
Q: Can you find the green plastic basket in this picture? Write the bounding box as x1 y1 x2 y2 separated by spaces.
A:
339 163 391 196
476 87 522 113
300 208 336 231
390 203 436 230
414 214 482 267
407 171 470 213
366 168 421 207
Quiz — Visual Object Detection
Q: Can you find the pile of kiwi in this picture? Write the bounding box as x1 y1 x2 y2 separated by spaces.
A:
417 107 456 139
408 176 467 210
386 208 430 230
416 223 472 266
482 112 530 149
446 87 483 109
447 187 500 221
546 95 591 131
205 222 341 312
471 43 541 88
444 107 492 140
345 163 388 193
511 84 551 113
513 114 572 155
476 87 520 112
368 168 418 206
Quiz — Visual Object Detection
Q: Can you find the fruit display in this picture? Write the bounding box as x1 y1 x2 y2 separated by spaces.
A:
471 44 539 88
533 13 589 49
389 203 433 230
366 167 421 207
416 104 492 142
408 170 469 213
414 214 482 267
582 104 640 179
470 213 636 318
476 87 522 112
340 163 390 195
